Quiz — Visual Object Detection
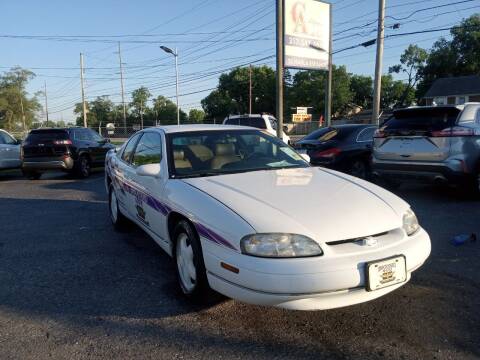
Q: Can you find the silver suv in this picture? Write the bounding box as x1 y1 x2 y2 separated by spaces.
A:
372 104 480 194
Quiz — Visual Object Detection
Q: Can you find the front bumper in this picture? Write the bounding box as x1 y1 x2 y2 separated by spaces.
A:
202 228 431 310
22 156 74 171
372 158 470 184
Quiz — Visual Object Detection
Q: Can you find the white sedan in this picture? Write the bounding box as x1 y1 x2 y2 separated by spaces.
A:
105 125 431 310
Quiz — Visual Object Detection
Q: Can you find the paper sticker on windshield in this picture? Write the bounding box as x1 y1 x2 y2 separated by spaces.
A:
280 147 303 160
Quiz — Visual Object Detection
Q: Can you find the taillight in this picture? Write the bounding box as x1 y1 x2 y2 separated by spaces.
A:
431 127 474 137
373 129 386 138
53 139 73 145
312 147 342 158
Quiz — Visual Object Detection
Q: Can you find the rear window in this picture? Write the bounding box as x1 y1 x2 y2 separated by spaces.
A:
26 130 69 142
383 107 461 133
225 117 267 129
303 127 355 141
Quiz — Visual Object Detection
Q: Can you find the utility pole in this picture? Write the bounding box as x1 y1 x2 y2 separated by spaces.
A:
325 5 333 127
19 91 26 132
44 81 49 127
372 0 386 125
118 42 127 130
80 53 88 128
275 0 284 140
249 64 253 114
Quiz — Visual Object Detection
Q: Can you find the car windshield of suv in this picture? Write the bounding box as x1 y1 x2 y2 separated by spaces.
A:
168 130 308 178
224 117 267 129
383 107 461 135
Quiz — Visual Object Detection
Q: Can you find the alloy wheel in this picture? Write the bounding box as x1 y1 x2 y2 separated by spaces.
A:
176 233 197 293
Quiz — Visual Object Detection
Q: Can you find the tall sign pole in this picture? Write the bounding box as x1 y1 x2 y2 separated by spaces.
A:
276 0 285 140
44 81 49 127
249 64 253 114
325 4 333 127
372 0 386 125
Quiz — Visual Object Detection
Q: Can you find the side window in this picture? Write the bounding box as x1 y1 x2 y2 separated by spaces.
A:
74 129 90 141
132 133 162 167
89 129 104 142
121 134 141 163
357 127 376 142
475 108 480 125
0 132 16 145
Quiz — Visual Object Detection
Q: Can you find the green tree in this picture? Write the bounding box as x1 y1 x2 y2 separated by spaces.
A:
152 95 187 125
201 90 235 121
381 75 415 109
389 44 428 107
74 96 113 128
349 74 373 109
0 67 41 131
188 109 205 123
417 14 480 97
130 87 151 127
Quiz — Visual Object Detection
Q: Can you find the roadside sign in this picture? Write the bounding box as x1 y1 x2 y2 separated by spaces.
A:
284 0 331 70
296 107 308 115
292 114 312 123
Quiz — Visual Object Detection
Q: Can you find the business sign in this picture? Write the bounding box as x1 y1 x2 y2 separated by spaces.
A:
292 114 312 123
284 0 331 70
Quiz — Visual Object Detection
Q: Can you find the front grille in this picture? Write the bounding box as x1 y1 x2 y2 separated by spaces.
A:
326 231 389 246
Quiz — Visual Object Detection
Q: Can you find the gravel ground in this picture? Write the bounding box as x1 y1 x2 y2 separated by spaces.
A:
0 169 479 360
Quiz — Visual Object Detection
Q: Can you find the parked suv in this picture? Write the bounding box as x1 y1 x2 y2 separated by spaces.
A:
0 129 22 171
22 127 115 179
223 114 291 144
372 104 480 194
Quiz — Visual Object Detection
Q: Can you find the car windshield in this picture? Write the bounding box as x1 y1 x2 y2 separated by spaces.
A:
303 127 339 141
167 130 308 178
26 129 69 142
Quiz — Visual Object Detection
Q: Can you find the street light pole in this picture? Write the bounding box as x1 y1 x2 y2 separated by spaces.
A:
160 46 180 126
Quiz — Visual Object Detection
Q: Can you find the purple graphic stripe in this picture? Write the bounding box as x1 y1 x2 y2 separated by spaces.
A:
195 223 237 251
114 176 236 251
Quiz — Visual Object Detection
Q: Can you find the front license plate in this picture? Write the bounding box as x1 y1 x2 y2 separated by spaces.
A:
366 255 406 291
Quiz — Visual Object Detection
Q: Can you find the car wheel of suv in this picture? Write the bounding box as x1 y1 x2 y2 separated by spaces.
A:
173 220 210 300
22 170 41 180
109 184 129 230
75 155 91 178
350 160 369 180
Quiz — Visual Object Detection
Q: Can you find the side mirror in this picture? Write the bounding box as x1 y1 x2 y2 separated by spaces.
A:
300 153 310 163
136 163 161 178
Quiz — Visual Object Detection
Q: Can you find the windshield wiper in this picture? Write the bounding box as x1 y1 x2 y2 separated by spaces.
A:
174 171 221 179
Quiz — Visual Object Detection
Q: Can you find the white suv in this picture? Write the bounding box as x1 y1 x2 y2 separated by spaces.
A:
223 114 291 144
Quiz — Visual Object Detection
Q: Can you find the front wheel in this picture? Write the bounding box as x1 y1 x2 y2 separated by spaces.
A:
75 155 91 178
109 184 129 230
173 220 211 300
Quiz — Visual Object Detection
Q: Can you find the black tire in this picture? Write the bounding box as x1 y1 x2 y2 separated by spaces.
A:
22 170 41 180
173 220 211 300
108 184 129 231
349 159 369 180
75 155 91 178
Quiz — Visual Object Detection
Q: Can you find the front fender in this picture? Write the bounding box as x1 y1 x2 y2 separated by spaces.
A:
165 179 255 253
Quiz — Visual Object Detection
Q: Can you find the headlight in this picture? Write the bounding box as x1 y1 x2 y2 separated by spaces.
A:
240 233 323 258
403 209 420 236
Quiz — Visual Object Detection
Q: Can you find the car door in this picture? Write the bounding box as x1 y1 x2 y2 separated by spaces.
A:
129 132 170 248
114 133 142 218
88 129 112 165
0 131 21 169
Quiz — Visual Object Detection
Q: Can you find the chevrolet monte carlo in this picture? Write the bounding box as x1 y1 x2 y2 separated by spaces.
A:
105 125 431 310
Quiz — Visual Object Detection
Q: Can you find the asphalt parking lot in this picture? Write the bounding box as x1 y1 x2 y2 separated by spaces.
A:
0 169 479 360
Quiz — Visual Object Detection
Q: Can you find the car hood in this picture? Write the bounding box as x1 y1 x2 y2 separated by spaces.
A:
183 167 409 244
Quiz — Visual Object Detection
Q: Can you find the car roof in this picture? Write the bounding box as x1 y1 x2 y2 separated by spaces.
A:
149 124 257 134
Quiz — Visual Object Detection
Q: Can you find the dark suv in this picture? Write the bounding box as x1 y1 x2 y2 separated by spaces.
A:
22 127 115 179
